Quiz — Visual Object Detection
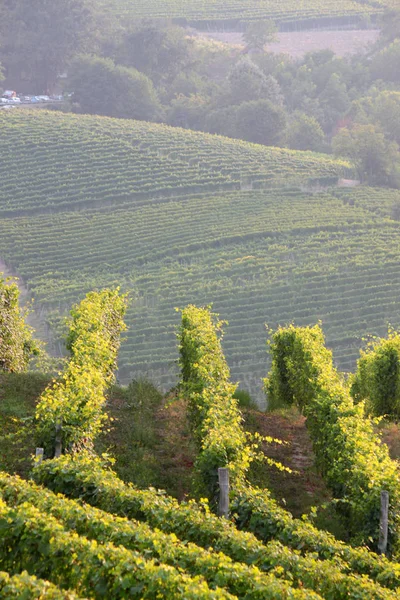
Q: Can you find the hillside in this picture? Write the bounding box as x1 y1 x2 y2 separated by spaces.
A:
0 109 373 397
1 112 400 398
94 0 395 28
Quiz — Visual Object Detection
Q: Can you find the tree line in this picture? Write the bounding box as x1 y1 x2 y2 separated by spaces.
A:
1 3 400 185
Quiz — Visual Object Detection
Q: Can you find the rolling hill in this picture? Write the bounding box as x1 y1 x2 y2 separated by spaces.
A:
2 110 400 399
94 0 396 28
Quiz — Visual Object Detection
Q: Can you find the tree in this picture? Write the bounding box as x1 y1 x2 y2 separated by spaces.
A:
0 0 94 93
235 99 286 146
68 55 162 121
243 20 278 52
370 39 400 85
0 274 39 372
204 105 238 138
286 112 325 152
332 124 399 186
167 94 208 130
318 73 350 132
228 57 283 106
372 91 400 146
113 21 193 85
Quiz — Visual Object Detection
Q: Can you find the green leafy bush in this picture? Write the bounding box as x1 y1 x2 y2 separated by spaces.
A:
0 496 232 600
178 305 251 503
32 454 400 598
0 570 81 599
0 471 319 600
35 288 127 456
0 273 39 372
351 330 400 417
264 324 400 553
233 389 258 410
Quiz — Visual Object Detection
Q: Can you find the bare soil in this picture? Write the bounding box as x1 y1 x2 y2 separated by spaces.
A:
199 29 380 57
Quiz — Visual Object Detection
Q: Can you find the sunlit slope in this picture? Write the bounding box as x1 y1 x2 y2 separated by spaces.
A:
2 111 400 397
94 0 391 26
0 111 348 217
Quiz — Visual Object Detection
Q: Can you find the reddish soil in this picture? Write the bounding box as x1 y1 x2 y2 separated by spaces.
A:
244 408 332 517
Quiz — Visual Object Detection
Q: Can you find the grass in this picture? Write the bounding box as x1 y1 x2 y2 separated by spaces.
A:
1 370 396 532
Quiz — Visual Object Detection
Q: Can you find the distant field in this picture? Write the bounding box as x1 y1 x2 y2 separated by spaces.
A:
3 111 400 399
201 29 380 58
94 0 393 27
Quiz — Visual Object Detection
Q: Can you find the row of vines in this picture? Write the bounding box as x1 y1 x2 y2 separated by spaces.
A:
3 289 400 596
94 0 392 26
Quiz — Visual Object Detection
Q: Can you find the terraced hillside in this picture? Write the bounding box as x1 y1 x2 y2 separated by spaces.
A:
2 110 400 399
94 0 396 27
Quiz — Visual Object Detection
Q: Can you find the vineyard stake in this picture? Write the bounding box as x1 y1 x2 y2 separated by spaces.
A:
55 422 62 458
218 467 229 518
35 447 44 465
378 490 389 555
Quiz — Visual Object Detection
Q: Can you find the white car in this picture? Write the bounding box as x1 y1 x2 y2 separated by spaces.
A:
10 97 21 104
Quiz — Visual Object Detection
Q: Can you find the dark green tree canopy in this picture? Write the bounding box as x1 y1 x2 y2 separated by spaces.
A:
68 55 162 121
235 99 286 146
0 0 95 93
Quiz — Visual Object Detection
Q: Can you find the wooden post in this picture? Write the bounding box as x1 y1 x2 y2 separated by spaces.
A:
54 422 62 458
378 490 389 555
35 447 44 465
218 467 229 518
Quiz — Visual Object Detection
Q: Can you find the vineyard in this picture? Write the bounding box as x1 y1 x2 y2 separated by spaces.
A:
93 0 397 27
1 112 400 397
2 288 400 597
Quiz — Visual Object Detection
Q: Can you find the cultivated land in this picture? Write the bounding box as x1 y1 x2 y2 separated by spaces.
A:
0 110 355 395
1 112 400 398
94 0 396 27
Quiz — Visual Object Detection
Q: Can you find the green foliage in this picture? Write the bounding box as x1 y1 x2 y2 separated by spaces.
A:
113 21 194 85
228 58 283 107
235 99 287 147
32 454 400 598
178 305 251 502
351 330 400 418
265 323 400 553
0 0 94 93
286 112 325 152
232 485 400 589
243 21 278 51
35 288 127 456
233 389 257 410
0 496 232 600
0 274 39 373
68 55 162 121
333 124 400 186
0 570 81 599
370 40 400 85
0 471 320 600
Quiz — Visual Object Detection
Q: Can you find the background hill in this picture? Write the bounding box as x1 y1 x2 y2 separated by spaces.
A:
1 111 400 399
94 0 397 28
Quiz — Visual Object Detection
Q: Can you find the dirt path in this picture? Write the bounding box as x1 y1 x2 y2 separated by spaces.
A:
199 29 380 57
244 409 331 517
